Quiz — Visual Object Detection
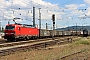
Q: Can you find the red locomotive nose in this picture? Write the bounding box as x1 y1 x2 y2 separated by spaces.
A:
4 25 15 36
5 30 15 36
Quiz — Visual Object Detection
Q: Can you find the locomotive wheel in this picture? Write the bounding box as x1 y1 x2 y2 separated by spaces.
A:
24 37 28 40
7 39 11 42
14 38 17 42
7 39 14 42
32 37 35 39
26 36 30 40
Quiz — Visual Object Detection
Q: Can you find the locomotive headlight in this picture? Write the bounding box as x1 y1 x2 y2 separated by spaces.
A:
11 33 15 35
11 33 14 34
5 33 8 34
5 33 15 35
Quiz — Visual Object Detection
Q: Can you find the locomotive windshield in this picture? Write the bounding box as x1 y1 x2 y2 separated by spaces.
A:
5 26 15 30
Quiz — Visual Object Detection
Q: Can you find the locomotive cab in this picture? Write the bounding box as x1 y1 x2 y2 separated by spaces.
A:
4 24 16 40
83 29 88 37
4 24 22 41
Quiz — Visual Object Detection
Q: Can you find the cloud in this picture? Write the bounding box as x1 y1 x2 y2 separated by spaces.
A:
0 0 89 28
65 4 78 10
84 0 90 4
63 3 88 20
79 4 86 7
2 0 86 22
83 0 90 19
0 0 63 21
85 7 90 16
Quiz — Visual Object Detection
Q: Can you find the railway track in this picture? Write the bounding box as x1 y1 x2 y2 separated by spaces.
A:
59 37 90 60
60 47 90 60
0 36 76 48
0 36 81 56
0 38 52 48
60 49 85 60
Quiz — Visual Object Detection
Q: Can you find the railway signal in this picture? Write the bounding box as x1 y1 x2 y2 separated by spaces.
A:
52 14 55 40
52 14 55 24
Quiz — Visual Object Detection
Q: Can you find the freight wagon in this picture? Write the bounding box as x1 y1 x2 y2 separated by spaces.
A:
39 29 51 38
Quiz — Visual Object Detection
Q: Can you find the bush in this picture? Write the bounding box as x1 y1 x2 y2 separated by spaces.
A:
75 40 90 45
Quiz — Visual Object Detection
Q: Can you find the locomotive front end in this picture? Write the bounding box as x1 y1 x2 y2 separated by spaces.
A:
4 24 16 41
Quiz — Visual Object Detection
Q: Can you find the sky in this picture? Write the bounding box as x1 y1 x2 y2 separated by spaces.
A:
1 0 90 29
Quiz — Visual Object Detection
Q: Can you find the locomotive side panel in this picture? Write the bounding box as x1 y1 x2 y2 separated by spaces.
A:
20 27 39 36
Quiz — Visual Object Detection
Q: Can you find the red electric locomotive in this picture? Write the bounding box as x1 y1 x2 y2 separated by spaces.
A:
4 23 39 41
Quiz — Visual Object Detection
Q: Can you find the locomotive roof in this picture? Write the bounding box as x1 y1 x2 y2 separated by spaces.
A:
6 23 35 28
15 23 32 26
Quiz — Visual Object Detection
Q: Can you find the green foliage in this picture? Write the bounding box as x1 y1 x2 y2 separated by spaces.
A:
75 39 90 45
0 27 4 32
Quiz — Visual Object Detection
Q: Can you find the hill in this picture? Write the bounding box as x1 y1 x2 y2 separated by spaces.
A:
56 26 90 31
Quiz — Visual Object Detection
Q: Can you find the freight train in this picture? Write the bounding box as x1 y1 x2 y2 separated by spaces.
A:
4 23 89 41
